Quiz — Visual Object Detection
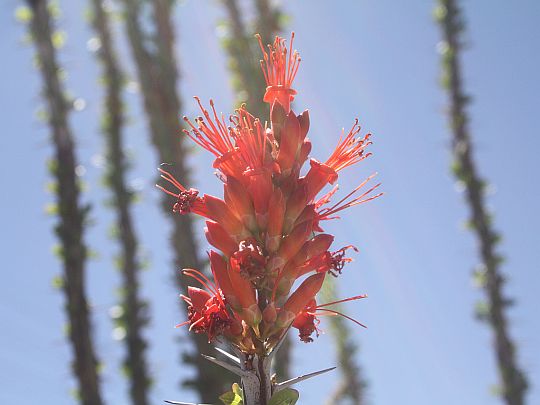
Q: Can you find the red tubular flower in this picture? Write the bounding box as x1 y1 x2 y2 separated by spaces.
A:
157 167 209 217
177 269 236 342
247 168 274 229
276 112 301 176
205 220 238 257
204 194 248 239
224 175 257 231
292 295 367 343
208 251 241 311
158 33 380 350
231 238 267 280
257 33 300 113
266 188 286 253
274 234 335 298
276 272 326 328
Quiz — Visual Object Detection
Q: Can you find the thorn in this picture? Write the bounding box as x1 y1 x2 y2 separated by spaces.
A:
201 354 251 377
214 346 241 364
275 366 337 391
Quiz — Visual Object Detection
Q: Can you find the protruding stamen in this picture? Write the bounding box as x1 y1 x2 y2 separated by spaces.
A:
325 119 372 173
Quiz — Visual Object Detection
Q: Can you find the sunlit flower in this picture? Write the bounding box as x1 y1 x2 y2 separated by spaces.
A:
158 34 380 348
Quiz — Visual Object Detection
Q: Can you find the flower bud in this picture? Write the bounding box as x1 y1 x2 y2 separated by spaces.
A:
204 194 247 238
276 273 325 328
277 112 301 175
304 159 338 201
208 251 241 311
224 175 257 231
263 302 277 324
205 220 238 256
266 188 286 253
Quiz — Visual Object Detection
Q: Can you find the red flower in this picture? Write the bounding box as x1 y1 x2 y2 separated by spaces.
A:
257 33 300 113
158 34 380 349
177 269 238 342
292 295 367 343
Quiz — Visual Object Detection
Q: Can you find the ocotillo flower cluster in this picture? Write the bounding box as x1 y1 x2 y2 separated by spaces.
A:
158 33 380 356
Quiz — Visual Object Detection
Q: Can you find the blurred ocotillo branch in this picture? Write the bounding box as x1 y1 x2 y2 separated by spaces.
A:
322 278 367 405
117 0 230 400
24 1 103 404
435 1 528 404
88 1 151 404
220 0 284 120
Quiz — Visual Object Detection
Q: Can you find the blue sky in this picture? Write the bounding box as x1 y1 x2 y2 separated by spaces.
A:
1 1 539 404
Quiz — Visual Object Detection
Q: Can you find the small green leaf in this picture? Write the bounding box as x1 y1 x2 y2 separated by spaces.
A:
232 383 243 397
219 386 243 405
51 30 66 49
14 6 33 23
269 388 299 405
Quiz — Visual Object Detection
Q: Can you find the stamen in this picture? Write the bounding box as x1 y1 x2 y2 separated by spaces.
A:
183 269 218 296
257 33 300 88
316 294 367 308
158 166 187 192
325 119 373 172
315 308 367 328
318 174 383 220
175 320 190 328
183 97 235 157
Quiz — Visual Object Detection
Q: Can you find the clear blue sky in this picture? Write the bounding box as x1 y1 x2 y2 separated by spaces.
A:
1 1 539 404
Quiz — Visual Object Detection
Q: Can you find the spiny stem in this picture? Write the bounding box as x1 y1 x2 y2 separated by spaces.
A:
88 0 151 403
25 1 103 403
118 0 231 400
436 1 528 403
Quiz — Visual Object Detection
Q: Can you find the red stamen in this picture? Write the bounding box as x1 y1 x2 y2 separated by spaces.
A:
318 174 382 220
315 308 367 328
325 119 372 173
183 97 235 157
315 294 367 308
183 269 218 297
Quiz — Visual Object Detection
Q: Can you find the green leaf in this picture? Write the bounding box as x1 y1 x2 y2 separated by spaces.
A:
219 385 243 405
232 383 243 397
51 30 66 49
14 6 32 23
269 388 300 405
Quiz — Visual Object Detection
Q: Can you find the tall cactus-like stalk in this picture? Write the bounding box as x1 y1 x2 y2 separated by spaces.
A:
88 1 150 404
322 279 367 405
117 0 229 400
25 1 103 404
221 0 271 120
435 1 528 404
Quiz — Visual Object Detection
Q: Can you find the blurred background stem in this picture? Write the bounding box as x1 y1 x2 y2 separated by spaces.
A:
322 278 367 405
435 1 528 403
117 0 230 401
88 0 151 403
26 1 103 404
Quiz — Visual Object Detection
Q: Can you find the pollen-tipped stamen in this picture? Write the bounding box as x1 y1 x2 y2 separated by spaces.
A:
326 119 373 173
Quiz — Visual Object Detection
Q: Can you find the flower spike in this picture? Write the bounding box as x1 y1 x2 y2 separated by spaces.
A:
158 33 381 401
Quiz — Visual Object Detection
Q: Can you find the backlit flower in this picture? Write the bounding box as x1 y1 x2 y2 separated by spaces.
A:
159 33 381 352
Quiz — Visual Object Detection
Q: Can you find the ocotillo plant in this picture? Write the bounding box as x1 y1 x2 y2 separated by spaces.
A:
117 0 230 399
24 1 103 404
435 1 528 404
88 1 151 404
160 34 381 405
